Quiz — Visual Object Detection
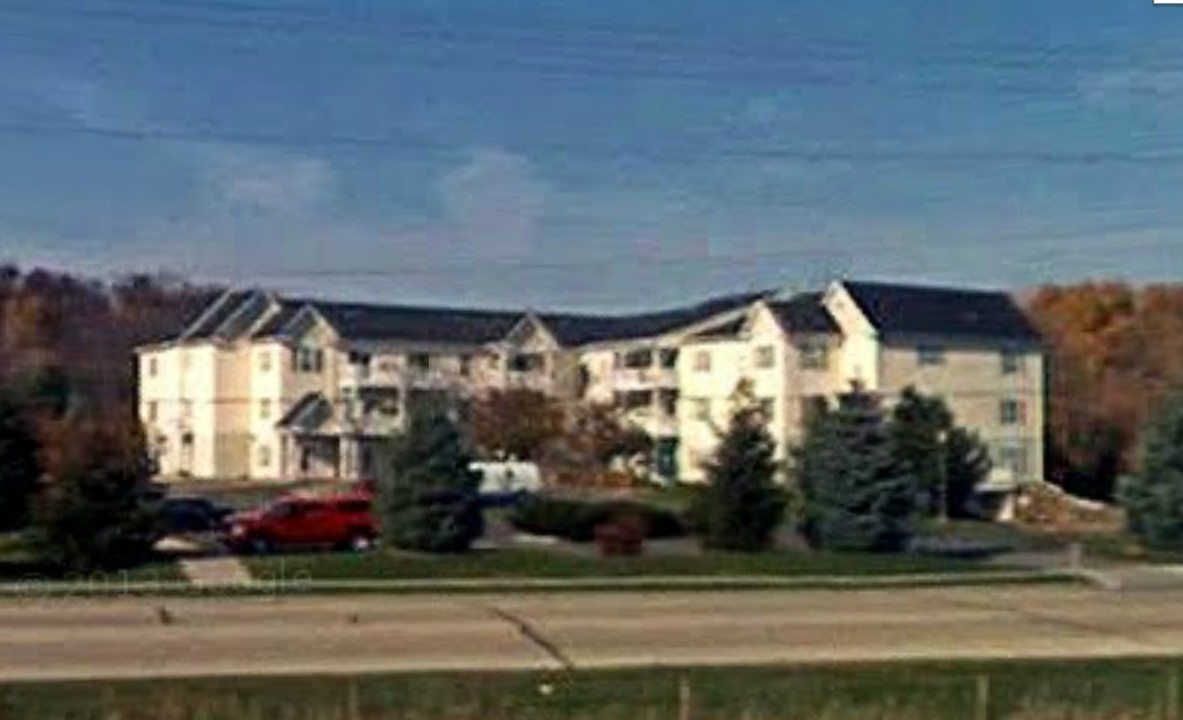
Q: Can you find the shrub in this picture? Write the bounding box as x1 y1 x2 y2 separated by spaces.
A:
509 496 684 542
594 513 647 557
34 418 160 572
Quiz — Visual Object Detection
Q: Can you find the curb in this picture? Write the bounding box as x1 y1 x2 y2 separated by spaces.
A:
0 569 1082 598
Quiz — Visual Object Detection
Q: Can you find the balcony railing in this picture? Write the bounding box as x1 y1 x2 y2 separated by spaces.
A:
611 366 678 389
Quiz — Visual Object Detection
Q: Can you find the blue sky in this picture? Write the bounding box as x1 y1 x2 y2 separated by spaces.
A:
0 0 1181 310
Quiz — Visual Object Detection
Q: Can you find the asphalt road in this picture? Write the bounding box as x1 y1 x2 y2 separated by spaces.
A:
4 584 1183 682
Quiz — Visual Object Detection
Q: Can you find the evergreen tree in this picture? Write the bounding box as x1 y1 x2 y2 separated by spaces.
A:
943 427 993 519
0 391 40 531
888 387 952 516
796 388 916 552
1121 391 1183 550
379 405 484 553
696 382 785 552
35 418 158 571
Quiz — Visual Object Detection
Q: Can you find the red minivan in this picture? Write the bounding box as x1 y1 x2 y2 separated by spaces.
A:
227 492 377 554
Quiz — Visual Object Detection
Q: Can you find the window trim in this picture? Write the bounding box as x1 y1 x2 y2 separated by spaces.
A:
693 350 712 373
754 345 776 370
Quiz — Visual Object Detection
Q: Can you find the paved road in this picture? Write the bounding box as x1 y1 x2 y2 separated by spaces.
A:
4 584 1183 682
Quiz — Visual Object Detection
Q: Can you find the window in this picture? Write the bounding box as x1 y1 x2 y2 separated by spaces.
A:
693 398 711 421
999 399 1026 426
258 350 272 372
917 345 947 366
659 389 678 416
693 350 712 372
459 354 472 377
623 349 653 369
1001 349 1023 375
146 401 158 422
509 353 545 372
918 343 949 366
348 351 371 367
618 390 653 411
797 338 829 370
758 398 775 421
259 400 272 421
257 444 272 469
294 346 324 374
995 442 1029 478
180 400 193 420
409 353 432 372
659 348 679 369
147 357 158 377
754 345 776 369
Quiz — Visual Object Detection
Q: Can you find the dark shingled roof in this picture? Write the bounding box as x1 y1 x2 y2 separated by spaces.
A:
541 291 767 346
251 302 304 340
312 301 524 344
767 292 839 335
181 290 252 340
841 281 1040 342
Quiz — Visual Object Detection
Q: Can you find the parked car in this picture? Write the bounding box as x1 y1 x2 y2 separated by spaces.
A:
157 496 234 535
226 492 377 554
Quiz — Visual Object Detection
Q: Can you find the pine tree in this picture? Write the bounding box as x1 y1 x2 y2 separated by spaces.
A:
697 382 785 552
796 388 917 552
1121 391 1183 550
379 406 484 553
888 387 952 516
944 427 992 519
0 391 40 531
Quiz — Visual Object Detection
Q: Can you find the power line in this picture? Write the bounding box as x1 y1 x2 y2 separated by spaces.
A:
3 119 1183 168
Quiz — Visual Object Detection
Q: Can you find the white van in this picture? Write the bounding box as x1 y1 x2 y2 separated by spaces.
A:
469 461 543 505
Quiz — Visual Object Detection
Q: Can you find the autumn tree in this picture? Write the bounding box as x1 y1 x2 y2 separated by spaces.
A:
469 388 565 461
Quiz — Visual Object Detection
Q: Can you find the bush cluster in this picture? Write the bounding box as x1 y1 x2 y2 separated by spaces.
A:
509 496 685 542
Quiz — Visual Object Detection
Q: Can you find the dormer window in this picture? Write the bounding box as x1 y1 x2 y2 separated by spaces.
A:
294 346 324 373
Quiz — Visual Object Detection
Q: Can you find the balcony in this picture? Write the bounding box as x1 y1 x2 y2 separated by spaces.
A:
610 366 678 390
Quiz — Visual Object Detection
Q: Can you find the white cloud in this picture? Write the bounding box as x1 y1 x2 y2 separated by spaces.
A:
194 146 335 216
437 149 547 255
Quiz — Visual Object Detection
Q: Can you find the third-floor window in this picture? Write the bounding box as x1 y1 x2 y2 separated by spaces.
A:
408 353 431 372
999 399 1026 426
754 345 776 369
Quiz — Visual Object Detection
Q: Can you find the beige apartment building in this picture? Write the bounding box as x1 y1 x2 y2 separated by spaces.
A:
137 280 1044 508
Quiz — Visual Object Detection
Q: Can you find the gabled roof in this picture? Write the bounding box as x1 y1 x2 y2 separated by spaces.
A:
179 290 253 341
312 301 524 345
277 392 334 433
540 291 768 346
251 302 305 340
767 292 839 335
838 280 1040 343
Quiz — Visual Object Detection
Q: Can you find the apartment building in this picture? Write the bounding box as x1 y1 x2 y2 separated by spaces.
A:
137 280 1045 506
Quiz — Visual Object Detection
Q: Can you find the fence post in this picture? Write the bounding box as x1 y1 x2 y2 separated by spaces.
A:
678 674 692 720
974 672 990 720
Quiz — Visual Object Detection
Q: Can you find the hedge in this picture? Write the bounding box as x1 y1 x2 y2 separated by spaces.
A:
508 496 686 542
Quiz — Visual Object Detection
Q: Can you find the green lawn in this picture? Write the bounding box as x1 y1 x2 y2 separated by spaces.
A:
246 546 1009 583
0 533 186 585
2 658 1180 719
